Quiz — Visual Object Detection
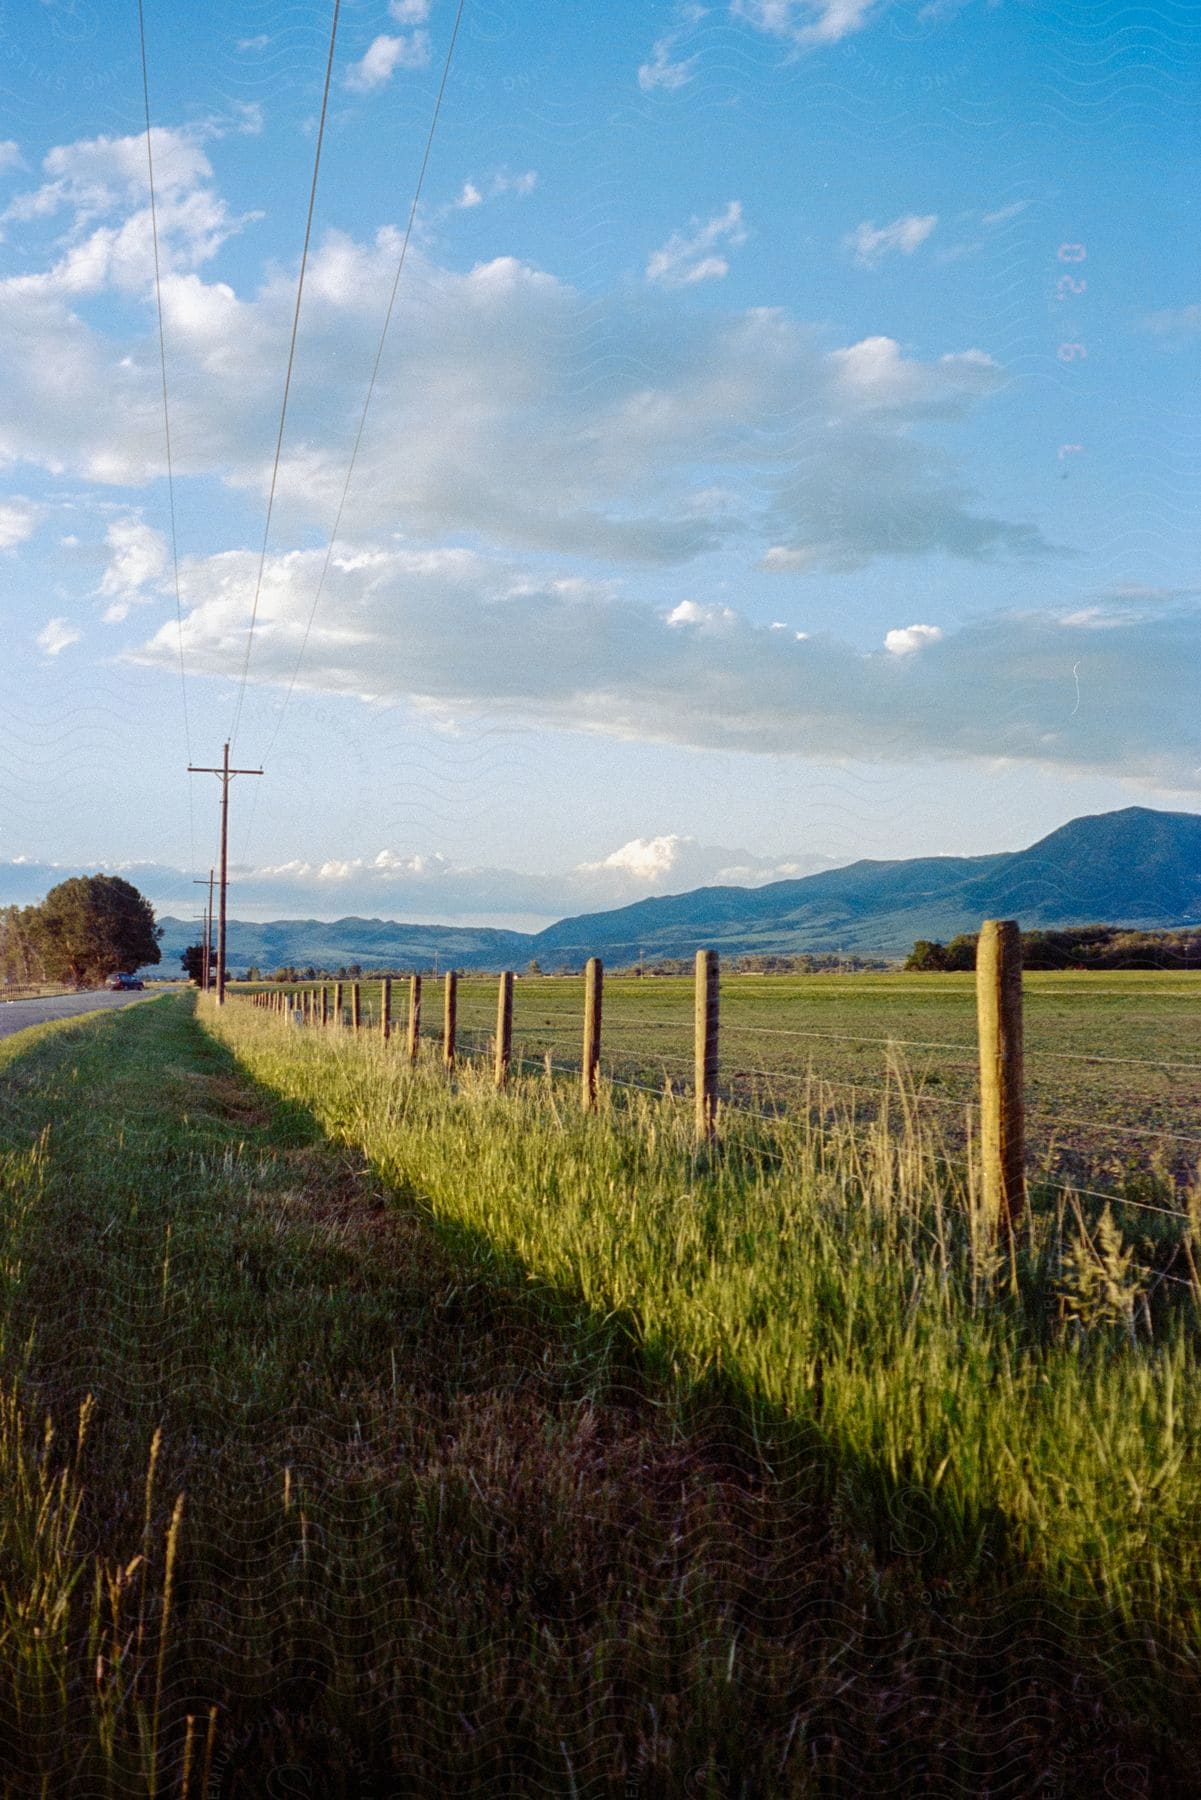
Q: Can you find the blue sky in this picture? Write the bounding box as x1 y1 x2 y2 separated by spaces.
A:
0 0 1197 928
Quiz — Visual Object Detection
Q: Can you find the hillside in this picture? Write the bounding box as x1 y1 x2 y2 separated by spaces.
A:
151 807 1201 972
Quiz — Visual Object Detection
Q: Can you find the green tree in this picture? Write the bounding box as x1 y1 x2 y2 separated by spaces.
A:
904 940 948 972
181 943 206 985
27 876 162 989
0 905 47 986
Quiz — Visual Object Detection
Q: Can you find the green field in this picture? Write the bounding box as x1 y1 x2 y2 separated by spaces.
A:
249 969 1201 1194
1 990 1199 1794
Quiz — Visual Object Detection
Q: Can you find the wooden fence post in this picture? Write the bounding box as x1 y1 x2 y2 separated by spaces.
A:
351 982 361 1032
333 981 343 1028
443 971 457 1071
321 985 328 1028
495 971 513 1088
581 957 602 1110
976 919 1025 1240
381 976 392 1043
408 974 422 1065
694 949 719 1145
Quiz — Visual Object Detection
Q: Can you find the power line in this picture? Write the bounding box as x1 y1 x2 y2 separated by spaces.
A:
229 0 342 752
137 0 195 879
259 0 467 772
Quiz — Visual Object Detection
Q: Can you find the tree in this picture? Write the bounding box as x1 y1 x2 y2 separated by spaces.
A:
27 876 162 989
0 906 47 986
181 943 206 985
904 940 948 972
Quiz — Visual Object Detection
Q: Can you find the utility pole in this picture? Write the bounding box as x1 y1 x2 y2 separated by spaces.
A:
193 869 215 990
188 744 262 1005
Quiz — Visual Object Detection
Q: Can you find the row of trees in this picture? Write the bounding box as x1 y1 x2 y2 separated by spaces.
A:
1 877 161 989
906 925 1201 971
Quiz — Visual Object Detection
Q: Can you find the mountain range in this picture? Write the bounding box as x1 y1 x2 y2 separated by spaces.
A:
150 807 1201 974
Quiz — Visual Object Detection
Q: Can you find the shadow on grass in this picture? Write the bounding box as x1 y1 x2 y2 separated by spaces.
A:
1 997 1197 1798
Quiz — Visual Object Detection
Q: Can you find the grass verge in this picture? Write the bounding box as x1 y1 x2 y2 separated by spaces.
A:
0 994 1197 1795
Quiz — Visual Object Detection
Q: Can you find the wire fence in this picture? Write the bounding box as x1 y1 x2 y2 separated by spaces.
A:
238 944 1199 1231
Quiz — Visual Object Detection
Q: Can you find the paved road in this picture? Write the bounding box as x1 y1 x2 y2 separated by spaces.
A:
0 989 165 1042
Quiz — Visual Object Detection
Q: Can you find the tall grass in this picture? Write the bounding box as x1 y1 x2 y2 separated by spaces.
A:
210 1001 1201 1657
1 994 1198 1793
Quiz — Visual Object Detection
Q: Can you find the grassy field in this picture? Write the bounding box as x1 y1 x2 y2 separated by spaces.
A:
246 969 1201 1193
1 991 1199 1795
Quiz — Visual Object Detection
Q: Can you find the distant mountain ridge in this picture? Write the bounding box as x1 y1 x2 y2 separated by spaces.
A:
150 807 1201 973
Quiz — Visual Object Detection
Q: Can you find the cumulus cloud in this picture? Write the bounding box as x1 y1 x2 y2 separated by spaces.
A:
453 169 537 209
884 623 943 656
0 125 257 296
97 518 167 621
576 835 835 893
36 616 81 656
844 213 938 268
0 500 38 549
0 132 1049 577
0 833 842 927
647 201 746 286
129 547 1201 784
344 30 430 91
732 0 878 48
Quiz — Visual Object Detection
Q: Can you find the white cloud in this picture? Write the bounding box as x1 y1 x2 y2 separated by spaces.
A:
1 126 257 296
0 169 1047 574
762 545 817 571
0 501 38 549
236 35 270 52
667 598 738 630
732 0 878 48
453 169 537 209
129 547 1200 784
97 518 167 620
0 141 23 173
647 200 746 286
884 623 943 656
981 199 1029 228
1141 302 1201 340
844 213 937 268
389 0 431 19
36 617 81 656
0 832 844 929
576 834 835 894
344 30 430 91
639 36 700 90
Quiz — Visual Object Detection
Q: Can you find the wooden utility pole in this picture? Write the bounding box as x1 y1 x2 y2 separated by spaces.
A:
495 971 513 1087
443 971 457 1070
188 743 262 1005
694 949 719 1144
193 870 214 990
407 974 422 1065
976 920 1025 1240
581 958 602 1110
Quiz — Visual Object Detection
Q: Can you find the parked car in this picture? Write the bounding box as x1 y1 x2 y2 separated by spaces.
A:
108 974 144 991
